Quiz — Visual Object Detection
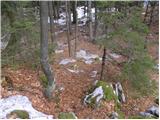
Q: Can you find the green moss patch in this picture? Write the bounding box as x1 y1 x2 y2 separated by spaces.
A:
96 81 118 101
58 112 77 119
7 110 29 119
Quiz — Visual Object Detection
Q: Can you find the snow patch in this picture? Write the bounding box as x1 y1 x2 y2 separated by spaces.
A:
0 95 53 119
59 58 76 65
90 71 98 78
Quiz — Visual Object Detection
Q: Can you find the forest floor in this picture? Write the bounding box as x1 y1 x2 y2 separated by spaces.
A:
1 23 159 119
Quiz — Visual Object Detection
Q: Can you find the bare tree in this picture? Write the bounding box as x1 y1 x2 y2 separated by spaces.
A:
94 1 97 42
40 1 56 99
48 1 56 44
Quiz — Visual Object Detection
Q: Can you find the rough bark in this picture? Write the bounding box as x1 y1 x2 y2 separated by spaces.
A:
40 1 56 99
143 1 149 23
48 1 56 44
72 1 77 24
68 1 72 35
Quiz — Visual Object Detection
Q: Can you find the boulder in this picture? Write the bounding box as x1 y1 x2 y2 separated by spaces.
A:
58 112 77 119
84 81 118 107
84 86 104 107
139 112 154 118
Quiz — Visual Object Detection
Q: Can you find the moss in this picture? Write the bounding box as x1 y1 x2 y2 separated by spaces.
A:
96 81 118 101
39 74 48 88
58 112 77 119
8 110 29 119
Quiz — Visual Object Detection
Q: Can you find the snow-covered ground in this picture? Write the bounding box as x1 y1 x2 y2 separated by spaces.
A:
0 95 53 119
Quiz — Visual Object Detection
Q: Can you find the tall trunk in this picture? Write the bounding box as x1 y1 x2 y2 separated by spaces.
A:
74 1 78 57
100 47 106 81
72 1 77 24
94 1 97 42
68 1 72 35
48 1 56 44
149 2 156 26
66 1 72 57
88 1 93 41
143 1 149 23
40 1 56 99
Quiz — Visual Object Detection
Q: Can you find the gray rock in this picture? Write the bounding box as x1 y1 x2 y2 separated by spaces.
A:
139 112 154 118
146 105 159 117
115 82 126 103
110 112 119 119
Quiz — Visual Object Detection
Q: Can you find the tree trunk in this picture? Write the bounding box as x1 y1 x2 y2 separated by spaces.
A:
74 1 78 57
100 47 106 81
48 1 56 44
72 1 77 24
40 1 56 99
93 1 97 42
66 1 72 57
68 1 72 35
88 1 93 41
149 2 156 26
143 1 149 23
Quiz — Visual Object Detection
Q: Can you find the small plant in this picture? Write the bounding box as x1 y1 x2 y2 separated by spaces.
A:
6 110 29 119
39 74 48 88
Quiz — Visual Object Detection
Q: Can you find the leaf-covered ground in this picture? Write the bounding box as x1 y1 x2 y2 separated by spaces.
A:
1 23 158 119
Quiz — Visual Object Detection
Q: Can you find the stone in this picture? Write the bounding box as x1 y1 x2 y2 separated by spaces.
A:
109 112 119 119
139 112 154 118
114 82 126 103
84 86 104 107
146 105 159 117
58 112 77 119
90 71 98 78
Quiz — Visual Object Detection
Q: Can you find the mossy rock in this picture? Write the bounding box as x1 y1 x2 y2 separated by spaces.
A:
96 81 118 101
6 110 29 119
58 112 77 119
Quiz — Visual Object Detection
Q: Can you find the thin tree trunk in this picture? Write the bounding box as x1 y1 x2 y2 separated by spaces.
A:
88 1 93 41
48 1 56 44
40 1 56 99
74 1 78 57
72 1 77 24
68 1 72 35
94 1 97 42
149 2 156 26
143 1 149 23
100 47 106 81
66 1 72 57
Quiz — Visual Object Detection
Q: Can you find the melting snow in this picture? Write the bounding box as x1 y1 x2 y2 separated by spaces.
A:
59 58 76 65
0 95 53 119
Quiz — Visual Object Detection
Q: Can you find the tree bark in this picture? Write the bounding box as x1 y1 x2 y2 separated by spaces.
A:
88 1 93 41
72 1 77 24
74 1 78 57
143 1 149 23
66 1 72 57
100 47 106 81
93 1 97 42
68 1 72 35
149 2 156 26
48 1 56 44
40 1 56 99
